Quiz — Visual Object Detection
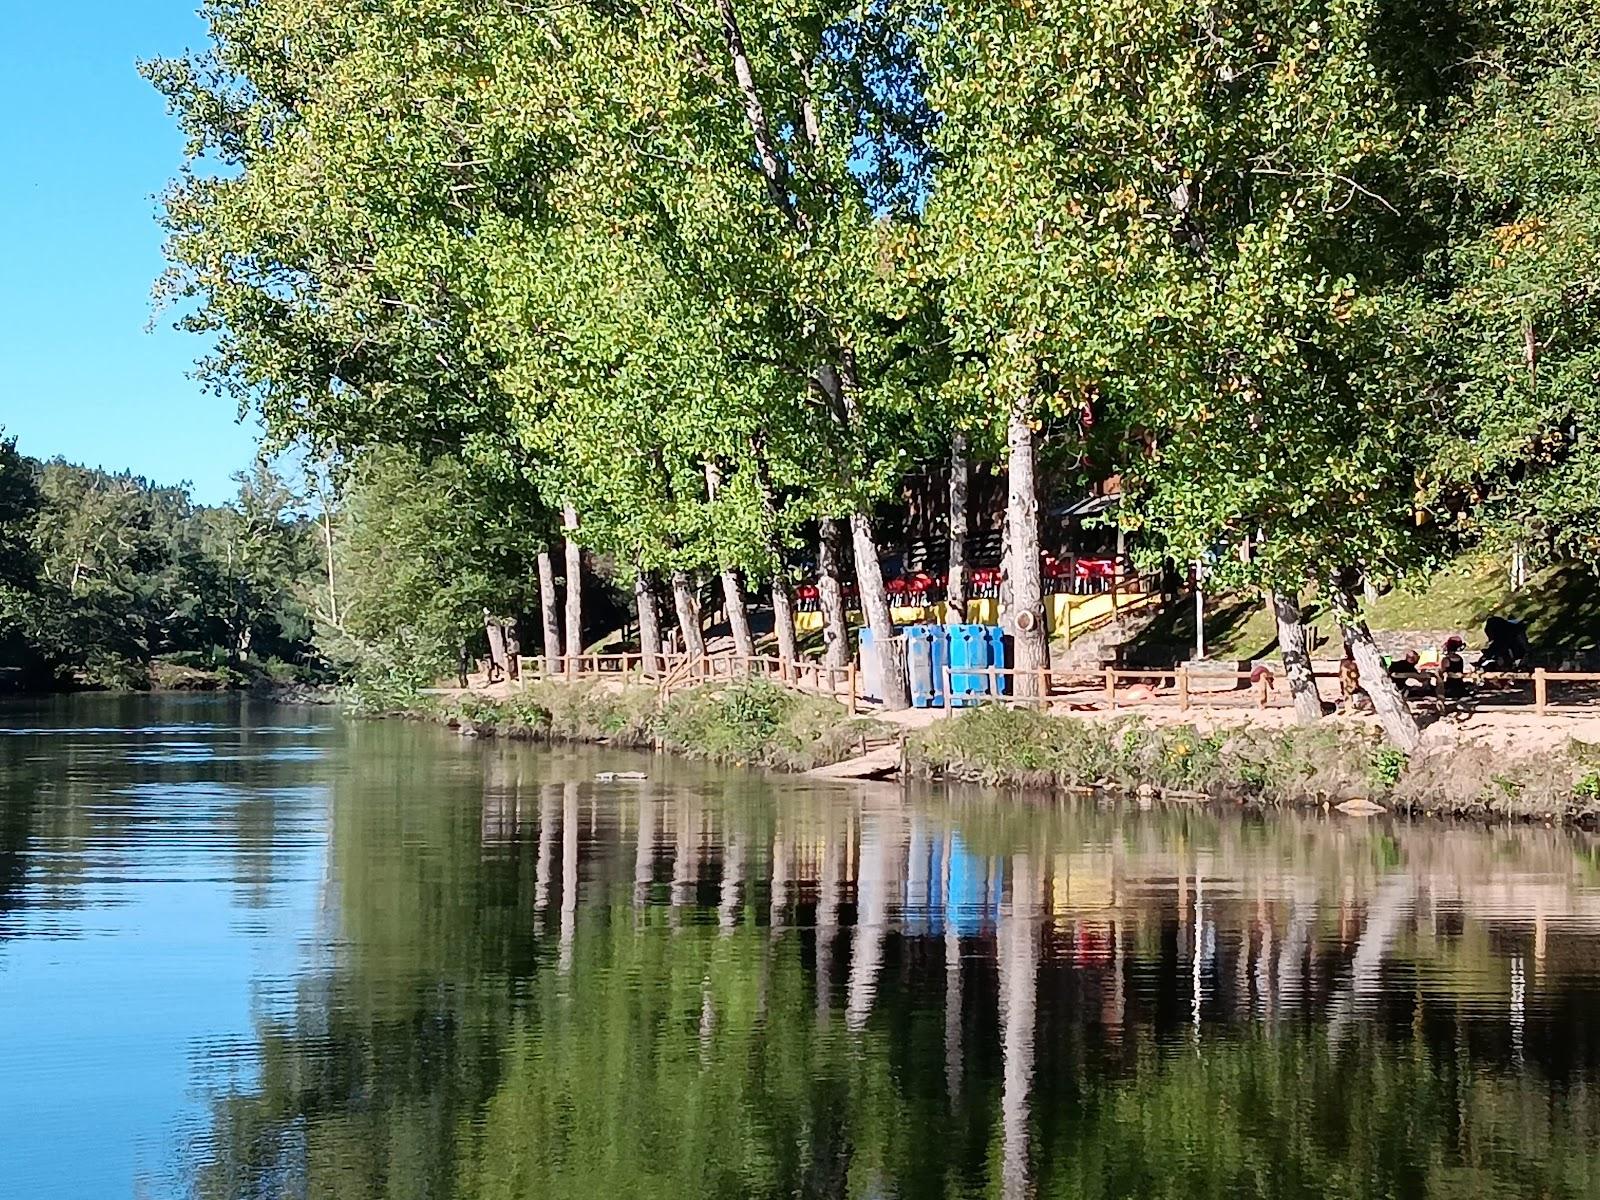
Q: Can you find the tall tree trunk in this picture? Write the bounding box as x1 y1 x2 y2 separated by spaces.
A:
812 357 908 709
720 572 755 660
818 518 850 670
704 462 756 660
635 571 663 678
946 431 969 623
1333 581 1420 752
503 620 520 680
672 570 706 663
1271 591 1324 724
537 549 562 672
1004 401 1048 699
562 503 582 672
748 439 801 676
772 576 799 677
852 511 910 710
322 510 339 628
483 608 508 679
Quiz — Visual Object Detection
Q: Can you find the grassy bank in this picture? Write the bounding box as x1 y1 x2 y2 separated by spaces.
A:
906 705 1600 823
382 678 894 772
366 676 1600 823
1129 553 1600 663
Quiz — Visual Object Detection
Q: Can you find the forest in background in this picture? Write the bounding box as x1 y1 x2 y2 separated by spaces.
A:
0 434 608 694
0 435 330 690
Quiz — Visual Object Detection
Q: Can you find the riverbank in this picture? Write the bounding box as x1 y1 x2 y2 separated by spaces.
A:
384 676 1600 824
906 705 1600 823
387 678 895 773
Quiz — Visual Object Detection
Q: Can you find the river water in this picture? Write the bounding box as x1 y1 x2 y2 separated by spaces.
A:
3 696 1600 1198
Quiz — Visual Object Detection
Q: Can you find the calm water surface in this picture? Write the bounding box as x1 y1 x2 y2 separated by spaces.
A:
3 696 1600 1198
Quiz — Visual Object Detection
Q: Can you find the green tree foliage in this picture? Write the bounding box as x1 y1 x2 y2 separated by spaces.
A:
143 0 940 618
140 0 1600 730
0 450 322 690
0 434 57 686
329 446 540 691
923 0 1434 597
1425 0 1600 569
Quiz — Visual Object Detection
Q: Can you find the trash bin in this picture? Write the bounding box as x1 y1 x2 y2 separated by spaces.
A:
905 625 948 708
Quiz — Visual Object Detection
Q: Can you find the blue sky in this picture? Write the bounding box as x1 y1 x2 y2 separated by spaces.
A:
0 3 261 504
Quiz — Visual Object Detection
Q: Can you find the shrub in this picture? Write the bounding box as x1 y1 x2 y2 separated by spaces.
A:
658 679 888 770
1370 746 1408 789
906 707 1385 804
409 678 889 771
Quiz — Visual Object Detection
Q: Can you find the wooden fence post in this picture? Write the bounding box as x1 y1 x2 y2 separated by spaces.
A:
1535 667 1548 714
1105 668 1117 710
1177 664 1190 712
943 665 953 716
848 663 858 713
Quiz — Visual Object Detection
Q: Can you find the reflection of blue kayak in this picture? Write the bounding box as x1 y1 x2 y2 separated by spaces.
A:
946 833 997 936
903 824 940 936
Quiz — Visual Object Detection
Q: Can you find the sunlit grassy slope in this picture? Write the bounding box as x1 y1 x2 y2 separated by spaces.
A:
1127 555 1600 663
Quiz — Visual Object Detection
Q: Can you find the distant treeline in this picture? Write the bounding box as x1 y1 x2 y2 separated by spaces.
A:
0 435 327 691
0 435 594 694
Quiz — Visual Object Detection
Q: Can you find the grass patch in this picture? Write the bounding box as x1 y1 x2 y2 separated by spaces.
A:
395 678 892 772
906 706 1378 801
907 706 1600 820
1127 554 1600 664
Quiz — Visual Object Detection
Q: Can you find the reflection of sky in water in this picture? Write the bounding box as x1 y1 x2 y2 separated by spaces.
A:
0 706 333 1199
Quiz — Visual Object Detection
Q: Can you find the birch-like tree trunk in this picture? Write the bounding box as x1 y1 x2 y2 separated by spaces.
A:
750 443 801 674
852 510 910 709
502 620 520 681
815 359 907 708
635 571 663 678
946 431 969 623
719 571 754 659
771 577 799 675
321 509 339 628
1271 591 1324 724
536 549 562 673
483 608 508 677
672 570 706 663
1333 581 1420 751
712 0 798 223
709 0 898 700
1004 401 1048 699
562 503 582 671
818 518 850 670
703 461 755 660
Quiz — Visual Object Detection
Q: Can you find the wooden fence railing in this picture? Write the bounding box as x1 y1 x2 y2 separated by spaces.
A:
517 654 1600 718
519 651 858 708
1477 669 1600 714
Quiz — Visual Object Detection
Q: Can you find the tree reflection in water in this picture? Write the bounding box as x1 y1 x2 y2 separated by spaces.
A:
190 729 1600 1200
